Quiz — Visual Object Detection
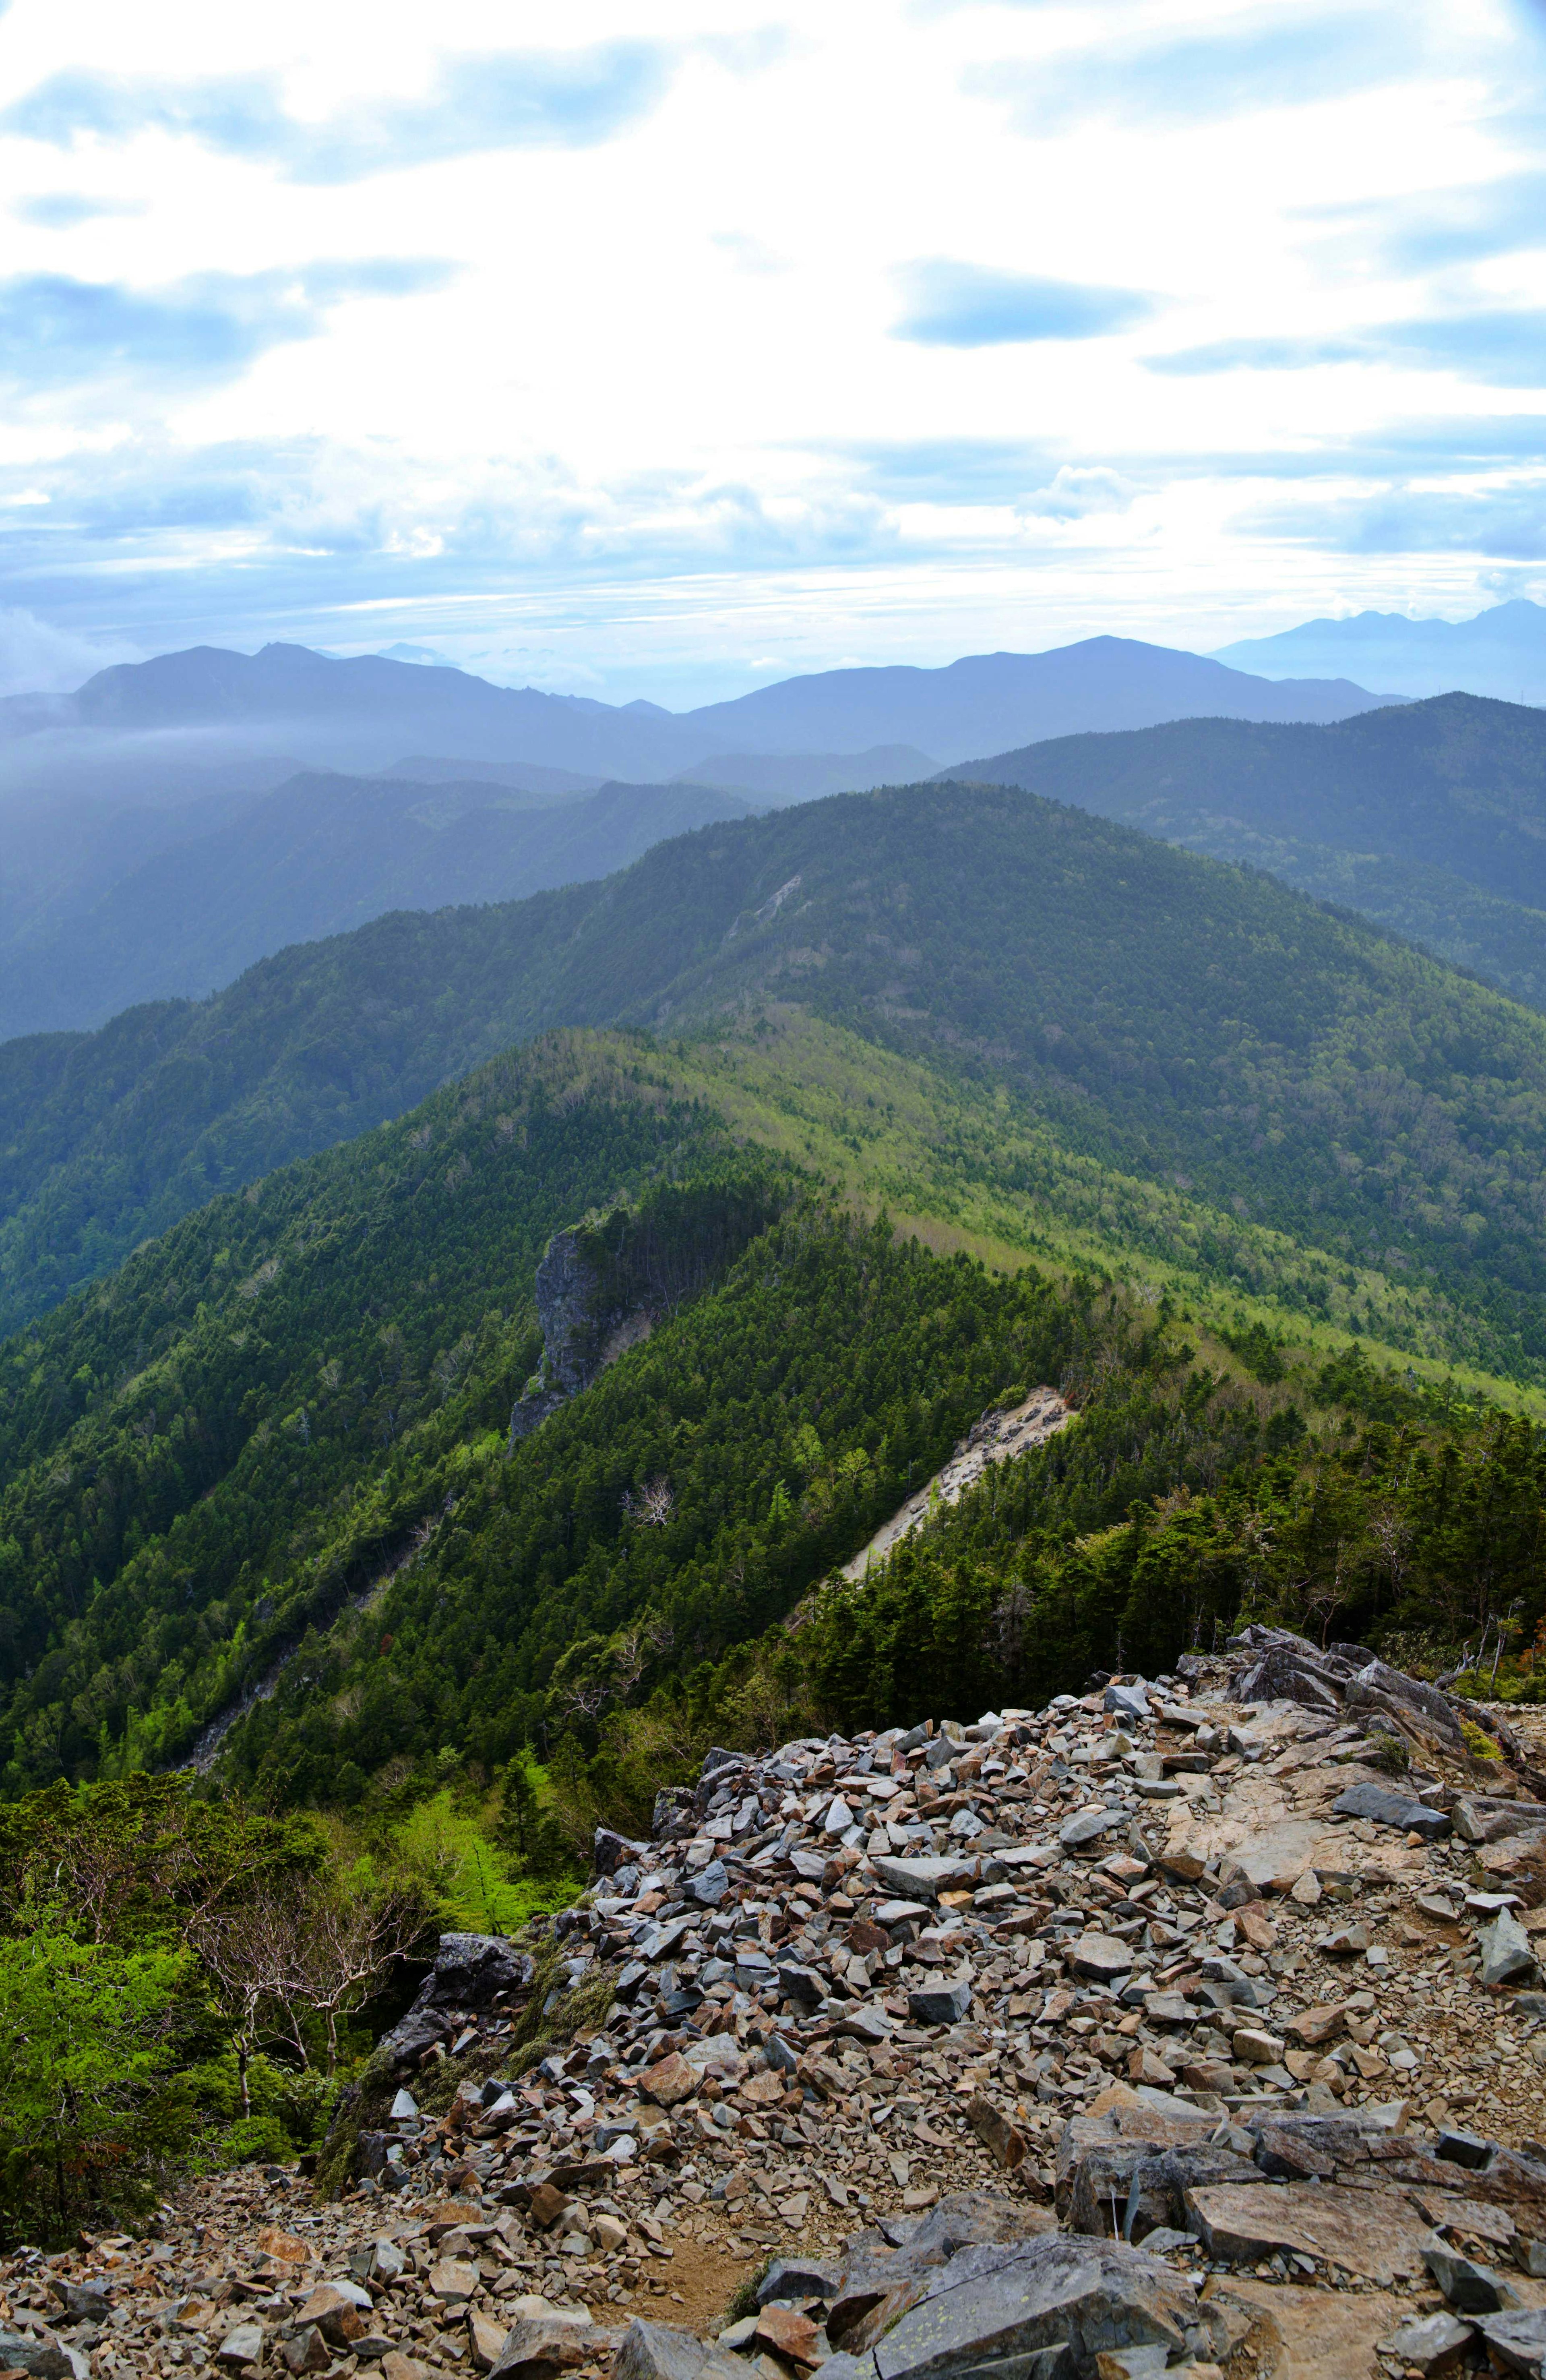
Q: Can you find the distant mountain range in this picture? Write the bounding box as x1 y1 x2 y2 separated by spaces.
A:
0 633 1392 805
1214 598 1546 705
0 774 753 1039
949 691 1546 1008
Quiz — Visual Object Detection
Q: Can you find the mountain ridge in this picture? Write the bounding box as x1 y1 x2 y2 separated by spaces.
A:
944 690 1546 1007
0 631 1395 788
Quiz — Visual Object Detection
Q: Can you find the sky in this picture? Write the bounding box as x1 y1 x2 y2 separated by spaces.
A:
0 0 1544 706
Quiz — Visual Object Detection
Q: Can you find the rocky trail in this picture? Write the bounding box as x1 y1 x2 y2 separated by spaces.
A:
17 1627 1546 2380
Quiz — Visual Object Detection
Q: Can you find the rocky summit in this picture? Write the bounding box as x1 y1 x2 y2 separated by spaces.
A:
27 1627 1546 2380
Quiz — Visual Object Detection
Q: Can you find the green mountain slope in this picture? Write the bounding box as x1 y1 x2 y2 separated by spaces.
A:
3 1012 1542 1812
950 693 1546 1006
10 776 1546 1385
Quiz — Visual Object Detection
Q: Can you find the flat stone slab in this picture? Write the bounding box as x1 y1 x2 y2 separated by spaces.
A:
1332 1782 1451 1838
870 2235 1196 2380
870 1855 977 1900
1185 2182 1440 2286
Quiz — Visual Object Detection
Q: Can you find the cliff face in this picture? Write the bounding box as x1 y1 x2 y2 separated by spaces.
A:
506 1224 651 1446
506 1172 792 1450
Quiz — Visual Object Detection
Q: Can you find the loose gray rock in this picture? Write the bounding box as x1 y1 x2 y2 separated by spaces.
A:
1382 2312 1476 2376
1058 1809 1116 1852
908 1979 972 2026
1480 1908 1538 1989
1332 1782 1451 1838
611 2319 747 2380
869 2235 1195 2380
1424 2246 1521 2314
1479 2309 1546 2378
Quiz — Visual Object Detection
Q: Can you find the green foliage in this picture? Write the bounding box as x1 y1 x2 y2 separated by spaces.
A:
794 1363 1546 1734
0 1041 778 1791
13 769 1546 1408
976 693 1546 1008
0 1908 190 2242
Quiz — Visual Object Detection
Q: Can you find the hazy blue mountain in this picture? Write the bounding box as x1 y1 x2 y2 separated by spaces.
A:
0 772 752 1039
672 744 938 801
386 753 604 796
948 691 1546 1006
0 641 708 780
0 635 1393 800
1214 599 1546 704
678 636 1392 762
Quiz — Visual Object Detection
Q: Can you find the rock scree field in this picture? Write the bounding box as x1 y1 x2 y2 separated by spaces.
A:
23 1629 1546 2380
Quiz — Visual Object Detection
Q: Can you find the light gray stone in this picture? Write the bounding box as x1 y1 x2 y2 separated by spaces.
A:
1480 1908 1538 1989
1382 2312 1475 2375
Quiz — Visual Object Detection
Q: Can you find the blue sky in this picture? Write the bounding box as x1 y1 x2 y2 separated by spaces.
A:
0 0 1544 705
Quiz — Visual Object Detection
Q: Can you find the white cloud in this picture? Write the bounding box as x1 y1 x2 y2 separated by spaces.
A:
0 606 138 695
0 0 1542 699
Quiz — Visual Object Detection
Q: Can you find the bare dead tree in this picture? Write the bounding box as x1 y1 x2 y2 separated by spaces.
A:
622 1475 675 1527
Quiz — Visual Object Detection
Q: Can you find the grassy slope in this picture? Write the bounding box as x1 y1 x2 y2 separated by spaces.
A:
663 1009 1546 1414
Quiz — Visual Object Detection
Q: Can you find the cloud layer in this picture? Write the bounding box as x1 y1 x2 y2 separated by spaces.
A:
0 0 1543 702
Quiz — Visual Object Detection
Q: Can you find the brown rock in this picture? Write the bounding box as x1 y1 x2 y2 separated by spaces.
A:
1285 2004 1349 2048
281 2331 331 2376
469 2308 509 2371
295 2285 369 2347
256 2225 312 2267
382 2358 431 2380
526 2183 573 2229
1185 2181 1440 2285
427 2257 481 2304
755 2305 823 2368
965 2092 1027 2169
640 2052 699 2107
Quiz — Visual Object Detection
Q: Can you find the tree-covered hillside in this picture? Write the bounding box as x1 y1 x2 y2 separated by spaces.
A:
11 776 1546 1385
2 1016 1544 1821
954 693 1546 1007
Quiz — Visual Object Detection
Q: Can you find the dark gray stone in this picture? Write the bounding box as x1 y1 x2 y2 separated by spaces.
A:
755 2257 845 2307
595 1827 651 1877
869 2235 1195 2380
48 2281 110 2325
0 2336 85 2378
1479 2310 1546 2378
1332 1782 1451 1838
685 1861 730 1907
1424 2247 1521 2315
611 2320 746 2380
908 1979 972 2026
1437 2129 1496 2170
778 1960 825 2005
1480 1909 1538 1989
1058 1809 1116 1852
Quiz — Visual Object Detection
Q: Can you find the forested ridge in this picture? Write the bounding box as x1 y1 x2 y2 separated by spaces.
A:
957 693 1546 1008
10 778 1546 1389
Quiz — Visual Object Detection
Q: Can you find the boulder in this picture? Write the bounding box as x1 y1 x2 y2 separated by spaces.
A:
1424 2247 1520 2314
908 1979 972 2026
378 1932 533 2063
1184 2181 1441 2285
611 2320 746 2380
1480 1908 1538 1988
867 2235 1197 2380
595 1827 651 1877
